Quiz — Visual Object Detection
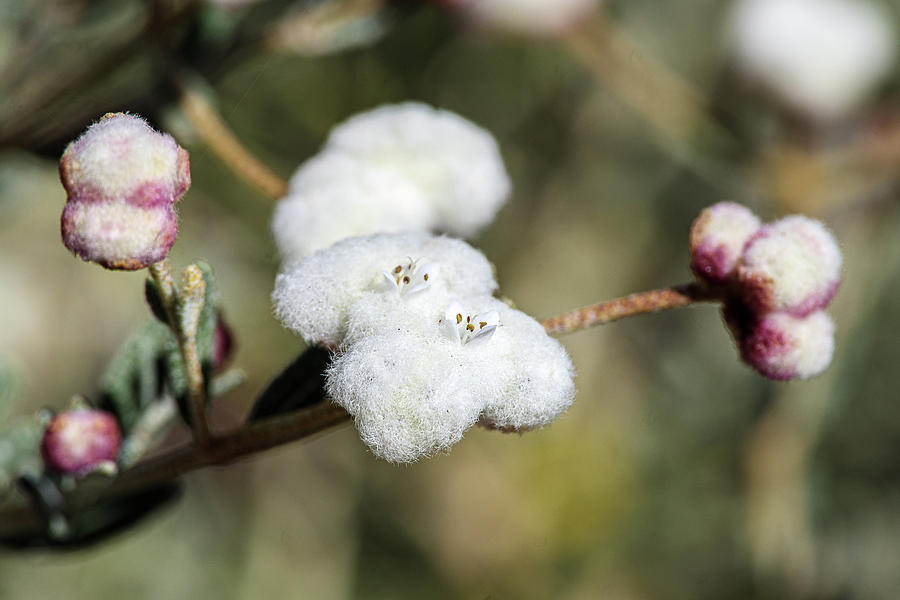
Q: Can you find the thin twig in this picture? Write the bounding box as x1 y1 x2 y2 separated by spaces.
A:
541 282 719 336
563 15 752 198
177 83 288 201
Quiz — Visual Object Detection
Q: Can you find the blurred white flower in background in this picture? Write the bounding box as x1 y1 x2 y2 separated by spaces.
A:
272 102 511 264
726 0 896 122
447 0 598 37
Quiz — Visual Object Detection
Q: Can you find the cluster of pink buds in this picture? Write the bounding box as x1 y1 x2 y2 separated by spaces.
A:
59 113 190 270
690 202 842 380
40 409 122 475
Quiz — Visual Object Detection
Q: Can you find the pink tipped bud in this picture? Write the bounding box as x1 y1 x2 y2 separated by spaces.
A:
40 409 122 474
690 202 762 284
736 310 835 381
737 216 842 316
212 315 234 372
59 113 190 270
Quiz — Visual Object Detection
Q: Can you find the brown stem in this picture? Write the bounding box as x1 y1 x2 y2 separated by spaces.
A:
100 402 350 499
0 285 717 540
0 402 349 539
540 282 719 336
177 84 288 201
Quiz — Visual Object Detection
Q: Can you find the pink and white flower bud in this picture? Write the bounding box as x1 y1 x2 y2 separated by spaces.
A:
59 113 190 270
737 216 842 316
738 310 835 381
40 409 123 474
689 201 761 284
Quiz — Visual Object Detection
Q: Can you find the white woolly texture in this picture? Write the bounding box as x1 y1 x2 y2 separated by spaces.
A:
690 201 761 283
326 296 575 463
738 215 842 315
63 201 174 263
745 310 835 380
272 152 436 264
65 113 184 199
457 0 598 37
326 333 491 464
272 232 497 347
727 0 896 121
323 102 511 238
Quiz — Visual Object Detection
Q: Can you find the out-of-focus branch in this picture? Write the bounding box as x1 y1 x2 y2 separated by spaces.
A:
563 15 751 197
177 81 288 201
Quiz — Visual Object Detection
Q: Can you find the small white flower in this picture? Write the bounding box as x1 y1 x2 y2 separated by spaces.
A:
381 257 441 296
440 302 500 345
273 232 497 346
726 0 896 122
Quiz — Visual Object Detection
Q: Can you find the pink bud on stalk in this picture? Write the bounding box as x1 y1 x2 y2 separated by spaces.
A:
690 202 842 381
725 304 835 381
59 113 190 270
690 201 761 284
40 409 122 474
737 216 843 316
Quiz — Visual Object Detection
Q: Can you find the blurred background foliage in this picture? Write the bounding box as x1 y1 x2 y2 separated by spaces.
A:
2 0 900 598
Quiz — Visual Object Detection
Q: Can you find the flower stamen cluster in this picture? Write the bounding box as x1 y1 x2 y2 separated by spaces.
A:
381 258 440 296
440 303 500 345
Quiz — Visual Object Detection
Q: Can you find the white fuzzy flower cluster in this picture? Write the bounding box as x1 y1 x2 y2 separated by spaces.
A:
272 103 511 264
726 0 896 122
273 232 575 463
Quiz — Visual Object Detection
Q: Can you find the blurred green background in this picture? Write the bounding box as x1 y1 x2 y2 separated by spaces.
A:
2 0 900 598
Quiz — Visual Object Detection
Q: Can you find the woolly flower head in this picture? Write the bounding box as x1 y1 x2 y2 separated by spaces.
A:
726 0 896 122
273 231 576 462
273 232 497 347
326 297 575 463
59 112 190 269
447 0 598 37
272 102 510 263
272 153 436 263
